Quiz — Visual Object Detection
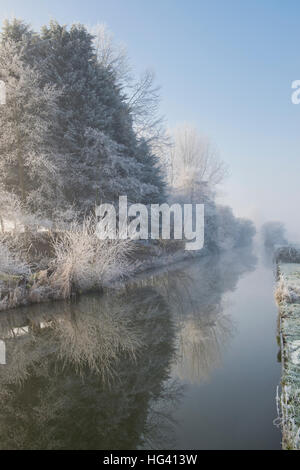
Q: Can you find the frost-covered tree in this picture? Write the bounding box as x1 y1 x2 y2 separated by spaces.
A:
90 23 131 87
90 25 169 152
91 24 167 201
0 18 166 226
83 129 164 206
162 123 255 251
39 21 165 210
165 125 227 202
126 70 168 151
0 20 64 219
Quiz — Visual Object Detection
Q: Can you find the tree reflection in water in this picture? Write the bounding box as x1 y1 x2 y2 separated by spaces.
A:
0 247 256 449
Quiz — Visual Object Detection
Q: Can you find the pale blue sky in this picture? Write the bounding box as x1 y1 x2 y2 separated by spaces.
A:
1 0 300 237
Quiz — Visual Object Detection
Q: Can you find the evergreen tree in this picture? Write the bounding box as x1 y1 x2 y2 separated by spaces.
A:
0 19 166 222
0 20 64 218
39 21 165 210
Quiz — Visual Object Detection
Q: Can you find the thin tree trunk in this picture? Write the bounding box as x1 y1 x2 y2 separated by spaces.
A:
0 215 4 233
14 106 26 204
17 148 25 204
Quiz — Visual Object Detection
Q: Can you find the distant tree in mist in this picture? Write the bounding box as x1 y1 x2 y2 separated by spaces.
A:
216 206 256 250
235 218 257 247
164 124 228 202
164 125 255 251
261 221 288 247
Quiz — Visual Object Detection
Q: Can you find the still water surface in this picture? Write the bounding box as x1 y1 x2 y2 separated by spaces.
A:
0 247 281 449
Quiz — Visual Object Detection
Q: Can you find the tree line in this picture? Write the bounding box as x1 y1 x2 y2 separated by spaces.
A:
0 18 256 251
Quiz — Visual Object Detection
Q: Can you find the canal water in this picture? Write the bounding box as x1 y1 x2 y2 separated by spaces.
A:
0 247 281 449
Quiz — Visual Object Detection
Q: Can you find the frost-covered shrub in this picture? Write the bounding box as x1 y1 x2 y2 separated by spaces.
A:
0 241 30 276
275 271 300 305
275 246 300 264
50 217 135 298
275 275 291 304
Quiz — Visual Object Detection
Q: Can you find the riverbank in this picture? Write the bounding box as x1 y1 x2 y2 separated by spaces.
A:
275 246 300 450
0 231 202 312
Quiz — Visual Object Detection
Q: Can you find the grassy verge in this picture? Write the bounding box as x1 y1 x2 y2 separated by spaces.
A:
275 253 300 449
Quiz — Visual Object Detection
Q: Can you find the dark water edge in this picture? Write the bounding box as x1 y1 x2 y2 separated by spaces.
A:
0 246 281 450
